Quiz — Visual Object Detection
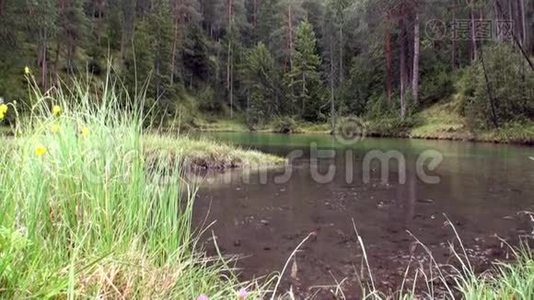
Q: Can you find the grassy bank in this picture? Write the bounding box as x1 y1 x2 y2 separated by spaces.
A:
144 134 285 170
193 117 332 135
194 100 534 145
0 76 270 299
1 76 531 298
366 99 534 145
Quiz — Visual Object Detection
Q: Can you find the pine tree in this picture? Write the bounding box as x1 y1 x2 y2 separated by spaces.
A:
242 42 280 125
148 0 174 107
288 20 324 121
56 0 88 73
255 0 281 48
26 0 58 89
182 25 210 87
123 20 154 102
0 0 26 101
170 0 201 84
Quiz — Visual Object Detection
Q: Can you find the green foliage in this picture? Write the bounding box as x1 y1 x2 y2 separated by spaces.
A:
271 116 298 134
287 21 325 121
242 42 281 126
340 55 383 116
419 48 454 106
365 94 398 120
256 0 282 49
366 115 420 137
465 44 534 129
0 74 250 298
183 25 211 87
0 0 533 140
123 20 155 95
196 87 222 113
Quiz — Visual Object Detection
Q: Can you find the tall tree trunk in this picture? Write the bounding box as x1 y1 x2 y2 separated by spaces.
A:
302 73 306 114
288 5 293 70
517 0 527 46
412 13 420 105
330 36 336 132
399 15 407 119
253 0 257 28
495 0 534 70
478 45 499 128
227 0 233 118
96 0 106 43
470 6 478 62
494 1 502 41
54 40 61 79
120 0 136 59
170 0 178 84
339 25 343 85
384 13 393 102
171 22 178 84
39 34 49 90
451 5 457 68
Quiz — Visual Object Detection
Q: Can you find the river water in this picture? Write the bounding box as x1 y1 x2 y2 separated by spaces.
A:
193 133 534 297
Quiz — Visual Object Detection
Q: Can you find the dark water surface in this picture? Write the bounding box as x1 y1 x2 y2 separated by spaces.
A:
193 133 534 296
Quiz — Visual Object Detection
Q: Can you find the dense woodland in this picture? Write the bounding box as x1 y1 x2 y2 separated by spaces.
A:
0 0 533 130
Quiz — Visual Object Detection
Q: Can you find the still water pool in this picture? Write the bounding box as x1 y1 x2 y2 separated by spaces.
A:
194 133 534 296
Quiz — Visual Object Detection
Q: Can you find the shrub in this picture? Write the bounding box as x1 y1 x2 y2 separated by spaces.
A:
419 48 455 106
464 44 534 129
271 116 298 134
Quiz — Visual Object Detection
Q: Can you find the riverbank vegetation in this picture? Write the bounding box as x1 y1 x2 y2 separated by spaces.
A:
145 134 285 169
1 0 533 298
1 0 533 144
0 71 532 300
0 75 281 298
349 225 534 300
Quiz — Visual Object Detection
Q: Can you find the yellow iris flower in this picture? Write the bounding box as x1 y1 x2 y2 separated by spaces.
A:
35 146 47 157
80 127 90 138
0 104 7 121
52 105 62 116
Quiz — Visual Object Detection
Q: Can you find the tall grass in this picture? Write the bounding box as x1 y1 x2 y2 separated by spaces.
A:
0 72 245 298
310 219 534 300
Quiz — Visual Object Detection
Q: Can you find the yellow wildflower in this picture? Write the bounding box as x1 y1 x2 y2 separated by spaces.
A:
24 66 31 75
0 112 4 121
52 105 62 116
80 127 90 138
35 145 47 157
0 104 7 114
50 123 61 134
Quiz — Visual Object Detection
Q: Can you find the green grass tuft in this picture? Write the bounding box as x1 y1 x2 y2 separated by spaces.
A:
0 74 254 299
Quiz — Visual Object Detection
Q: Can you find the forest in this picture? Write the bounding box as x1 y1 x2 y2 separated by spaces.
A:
1 0 533 139
2 1 534 299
